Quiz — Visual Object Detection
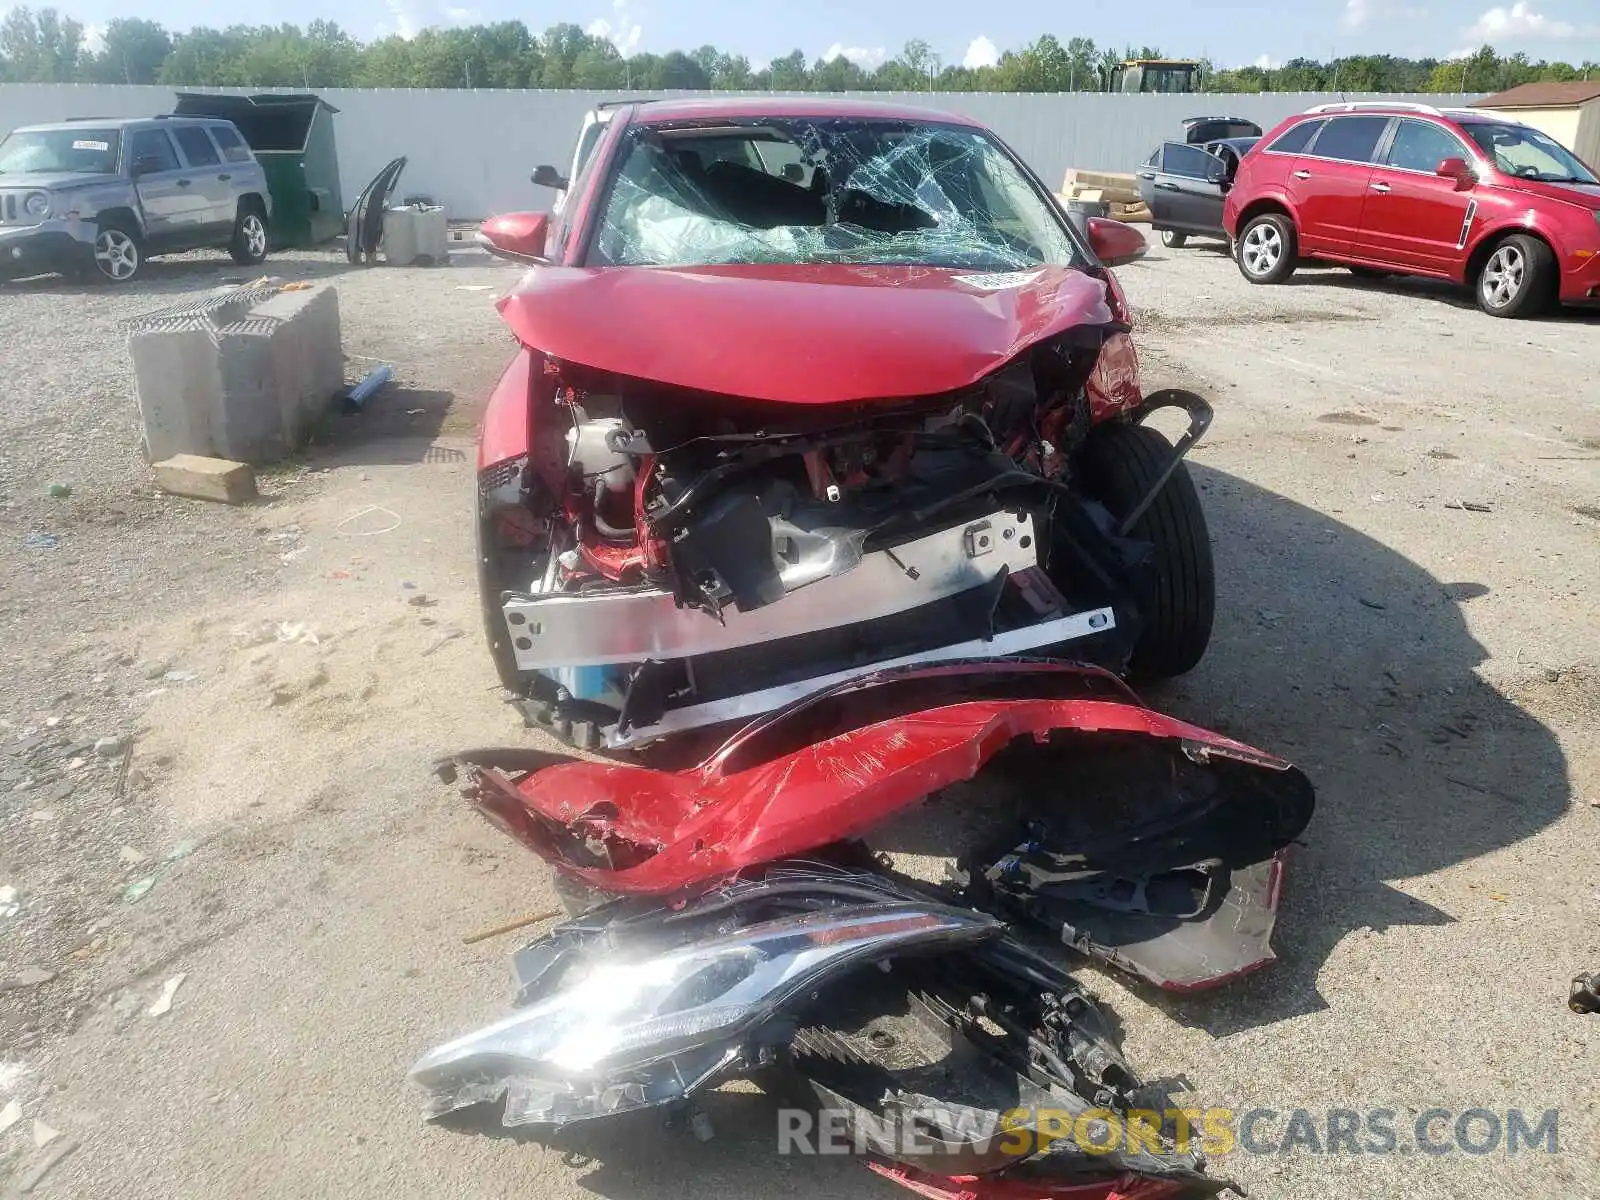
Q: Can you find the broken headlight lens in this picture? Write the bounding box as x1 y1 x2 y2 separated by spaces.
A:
410 903 999 1110
23 192 50 220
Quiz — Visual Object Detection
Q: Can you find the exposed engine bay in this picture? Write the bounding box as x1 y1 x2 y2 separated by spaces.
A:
479 318 1208 749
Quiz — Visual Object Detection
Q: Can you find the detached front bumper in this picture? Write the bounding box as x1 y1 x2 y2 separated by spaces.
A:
0 222 94 280
444 660 1316 992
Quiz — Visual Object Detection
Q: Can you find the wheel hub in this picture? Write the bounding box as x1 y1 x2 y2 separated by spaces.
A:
1481 245 1524 309
1241 225 1281 276
94 231 138 281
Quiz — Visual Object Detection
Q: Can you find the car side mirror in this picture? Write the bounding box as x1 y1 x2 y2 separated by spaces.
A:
1435 157 1474 190
1205 158 1227 184
130 156 163 178
477 211 551 265
531 164 570 191
1086 216 1148 268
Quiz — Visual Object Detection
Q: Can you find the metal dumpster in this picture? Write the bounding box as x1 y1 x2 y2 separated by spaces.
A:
171 93 343 248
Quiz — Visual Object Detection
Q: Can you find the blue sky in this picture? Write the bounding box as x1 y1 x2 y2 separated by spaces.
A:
73 0 1600 69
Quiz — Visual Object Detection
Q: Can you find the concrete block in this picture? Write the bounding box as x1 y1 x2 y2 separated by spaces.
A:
152 454 257 504
128 283 343 465
381 205 449 266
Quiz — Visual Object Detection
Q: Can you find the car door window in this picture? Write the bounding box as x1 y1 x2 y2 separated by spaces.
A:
1384 120 1466 173
1265 119 1324 155
1158 142 1221 179
129 128 179 173
209 124 253 163
172 126 220 168
1306 117 1389 164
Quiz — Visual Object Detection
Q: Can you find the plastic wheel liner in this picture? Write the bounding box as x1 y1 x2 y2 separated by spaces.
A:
409 863 1237 1198
445 660 1315 992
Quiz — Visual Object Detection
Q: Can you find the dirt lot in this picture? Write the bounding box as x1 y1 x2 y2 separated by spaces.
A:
1 237 1597 1199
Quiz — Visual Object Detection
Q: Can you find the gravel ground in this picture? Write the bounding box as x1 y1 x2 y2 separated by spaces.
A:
0 236 1596 1199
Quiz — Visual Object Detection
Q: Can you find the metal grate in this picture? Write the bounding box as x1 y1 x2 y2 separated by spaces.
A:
0 193 17 224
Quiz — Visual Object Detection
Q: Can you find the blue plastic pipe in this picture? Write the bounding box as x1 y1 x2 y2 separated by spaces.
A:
344 365 393 411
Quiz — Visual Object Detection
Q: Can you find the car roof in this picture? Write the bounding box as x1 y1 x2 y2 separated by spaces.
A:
1295 102 1525 127
624 95 984 128
13 115 231 133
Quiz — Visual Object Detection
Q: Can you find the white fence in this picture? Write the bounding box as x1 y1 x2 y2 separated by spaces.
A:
1 85 1478 220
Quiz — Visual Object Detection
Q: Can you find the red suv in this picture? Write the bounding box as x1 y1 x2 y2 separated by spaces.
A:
1223 102 1600 317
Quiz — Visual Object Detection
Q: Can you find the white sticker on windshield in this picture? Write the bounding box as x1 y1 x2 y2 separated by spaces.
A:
951 270 1045 291
72 139 110 152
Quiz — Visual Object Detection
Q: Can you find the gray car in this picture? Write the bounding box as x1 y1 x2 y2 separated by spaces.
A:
0 115 272 283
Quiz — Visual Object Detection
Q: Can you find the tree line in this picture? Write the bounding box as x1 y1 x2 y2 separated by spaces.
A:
2 8 1596 94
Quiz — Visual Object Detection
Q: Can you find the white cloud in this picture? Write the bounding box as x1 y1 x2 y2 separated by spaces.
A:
1253 53 1282 69
823 43 887 69
588 0 643 58
377 0 478 40
1342 0 1372 28
1342 0 1428 28
82 22 106 54
1446 45 1477 58
962 35 1000 69
1462 2 1579 40
384 0 421 39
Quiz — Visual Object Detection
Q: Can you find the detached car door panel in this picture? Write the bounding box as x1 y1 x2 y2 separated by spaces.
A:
1288 115 1392 254
1139 142 1225 235
1355 118 1479 274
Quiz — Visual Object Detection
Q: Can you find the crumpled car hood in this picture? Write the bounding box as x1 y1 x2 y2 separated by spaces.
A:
496 263 1116 404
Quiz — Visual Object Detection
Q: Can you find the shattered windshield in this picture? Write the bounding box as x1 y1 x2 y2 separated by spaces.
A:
587 118 1083 271
0 128 121 175
1463 122 1597 184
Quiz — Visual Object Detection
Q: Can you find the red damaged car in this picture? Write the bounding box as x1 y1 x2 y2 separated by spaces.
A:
431 98 1318 1199
474 96 1216 752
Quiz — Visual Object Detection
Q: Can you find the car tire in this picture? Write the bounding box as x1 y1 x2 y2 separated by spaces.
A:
91 221 144 284
1475 233 1552 319
229 205 270 266
1160 229 1188 249
1079 421 1215 679
1235 212 1297 284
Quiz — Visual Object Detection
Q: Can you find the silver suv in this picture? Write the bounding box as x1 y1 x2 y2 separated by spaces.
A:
0 116 272 284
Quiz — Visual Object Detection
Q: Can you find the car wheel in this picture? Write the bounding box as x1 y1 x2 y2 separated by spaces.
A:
92 222 143 284
1160 229 1188 249
1079 421 1215 679
229 206 270 266
1235 213 1296 284
1476 234 1552 319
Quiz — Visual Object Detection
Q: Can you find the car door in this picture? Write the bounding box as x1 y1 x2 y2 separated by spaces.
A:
126 127 195 248
1137 142 1226 234
1354 118 1480 274
1289 115 1393 254
169 124 233 238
